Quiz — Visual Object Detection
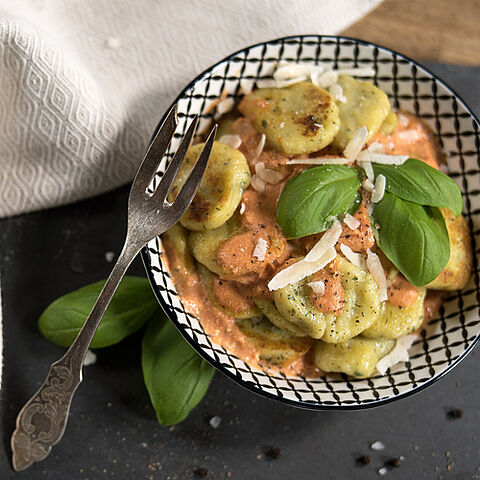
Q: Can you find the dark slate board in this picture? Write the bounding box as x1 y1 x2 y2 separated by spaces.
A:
0 62 478 480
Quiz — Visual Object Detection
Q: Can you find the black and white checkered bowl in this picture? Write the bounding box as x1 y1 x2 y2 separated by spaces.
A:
142 36 480 409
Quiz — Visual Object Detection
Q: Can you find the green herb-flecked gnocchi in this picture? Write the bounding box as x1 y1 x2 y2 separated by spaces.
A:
362 287 426 339
236 317 314 368
314 336 395 378
253 298 307 337
239 82 340 155
188 215 241 276
163 223 195 273
170 142 250 231
197 263 259 319
273 256 380 342
332 75 391 149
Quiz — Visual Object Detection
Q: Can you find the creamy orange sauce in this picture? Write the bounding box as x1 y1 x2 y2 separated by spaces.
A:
164 112 448 378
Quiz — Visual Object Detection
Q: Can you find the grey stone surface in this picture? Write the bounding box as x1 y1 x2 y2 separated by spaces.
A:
0 62 478 480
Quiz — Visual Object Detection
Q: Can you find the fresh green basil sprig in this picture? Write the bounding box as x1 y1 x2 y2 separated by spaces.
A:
276 165 361 239
38 276 214 424
275 159 462 286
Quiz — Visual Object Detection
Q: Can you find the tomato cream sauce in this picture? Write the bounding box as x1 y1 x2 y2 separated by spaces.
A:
164 112 446 377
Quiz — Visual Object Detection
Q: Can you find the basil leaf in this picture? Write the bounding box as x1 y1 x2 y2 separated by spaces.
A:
276 165 361 238
142 314 215 425
372 192 450 286
372 158 462 217
38 277 158 348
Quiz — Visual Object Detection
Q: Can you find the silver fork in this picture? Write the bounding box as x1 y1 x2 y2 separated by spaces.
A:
10 105 217 471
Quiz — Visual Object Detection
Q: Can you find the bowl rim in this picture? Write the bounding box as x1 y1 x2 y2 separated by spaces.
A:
141 34 480 410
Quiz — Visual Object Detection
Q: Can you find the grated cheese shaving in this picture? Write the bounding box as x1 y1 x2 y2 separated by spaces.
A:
340 244 366 269
344 213 360 230
343 126 368 161
363 160 374 183
256 78 277 89
336 67 375 77
367 141 385 153
286 157 349 165
371 174 386 203
250 174 266 193
329 83 347 103
316 70 338 88
255 133 266 160
239 202 246 215
268 247 337 291
376 334 417 375
362 179 374 192
275 76 308 88
258 167 283 185
366 249 388 302
253 238 268 261
273 62 313 81
305 220 342 263
307 280 325 296
356 151 409 165
215 98 235 117
219 134 242 149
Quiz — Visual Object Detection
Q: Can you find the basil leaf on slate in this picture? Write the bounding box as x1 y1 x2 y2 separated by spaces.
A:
276 165 361 239
142 314 215 425
372 158 462 217
38 276 158 348
372 192 450 286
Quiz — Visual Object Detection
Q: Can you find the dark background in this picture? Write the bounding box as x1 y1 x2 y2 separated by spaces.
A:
0 63 479 480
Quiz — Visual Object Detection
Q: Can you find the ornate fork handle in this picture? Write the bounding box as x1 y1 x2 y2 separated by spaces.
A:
11 242 139 471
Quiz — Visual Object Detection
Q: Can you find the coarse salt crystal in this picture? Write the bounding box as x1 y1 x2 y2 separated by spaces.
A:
366 249 388 302
219 134 242 149
253 238 268 261
378 467 388 476
372 174 386 203
209 416 222 429
370 440 385 451
268 247 337 291
307 280 325 296
357 151 409 165
344 213 360 230
105 251 115 263
250 174 266 193
376 334 417 375
340 244 366 269
305 220 342 263
344 126 368 161
83 349 97 366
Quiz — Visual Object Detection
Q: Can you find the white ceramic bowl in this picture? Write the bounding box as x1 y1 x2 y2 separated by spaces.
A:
142 36 480 409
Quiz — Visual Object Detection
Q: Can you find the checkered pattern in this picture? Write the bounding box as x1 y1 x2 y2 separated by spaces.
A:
142 36 480 409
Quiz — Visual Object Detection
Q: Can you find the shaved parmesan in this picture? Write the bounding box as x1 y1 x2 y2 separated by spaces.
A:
216 98 235 116
367 142 385 153
258 167 283 185
307 280 325 296
255 161 265 175
371 174 386 203
363 160 374 183
268 247 336 291
362 179 374 192
219 134 242 149
376 334 417 375
256 78 277 89
344 213 360 230
239 202 246 215
273 62 313 81
250 174 266 193
344 126 368 161
340 244 366 269
336 67 375 77
366 249 388 302
330 83 347 103
316 69 338 88
275 76 308 88
357 151 408 165
255 133 266 160
305 220 342 262
253 237 268 261
286 157 349 165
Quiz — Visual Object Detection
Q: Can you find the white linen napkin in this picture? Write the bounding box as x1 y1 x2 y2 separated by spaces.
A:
0 0 381 218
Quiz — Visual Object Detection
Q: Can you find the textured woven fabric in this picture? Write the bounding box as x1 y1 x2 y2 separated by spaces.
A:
0 0 381 218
